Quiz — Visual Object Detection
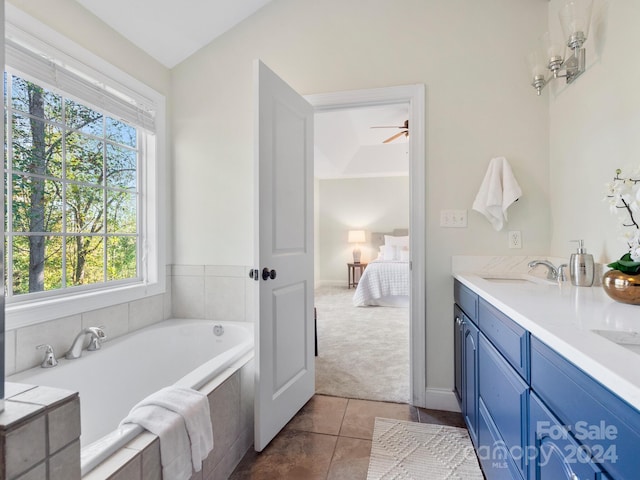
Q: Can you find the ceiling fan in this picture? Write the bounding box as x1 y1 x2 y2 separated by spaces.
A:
370 119 409 143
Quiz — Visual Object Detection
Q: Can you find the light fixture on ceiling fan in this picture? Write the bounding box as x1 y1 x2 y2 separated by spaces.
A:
370 119 409 143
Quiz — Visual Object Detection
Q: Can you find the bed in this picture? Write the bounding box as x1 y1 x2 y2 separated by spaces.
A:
352 229 410 307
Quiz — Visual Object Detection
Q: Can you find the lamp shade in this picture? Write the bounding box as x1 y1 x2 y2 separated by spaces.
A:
348 230 366 244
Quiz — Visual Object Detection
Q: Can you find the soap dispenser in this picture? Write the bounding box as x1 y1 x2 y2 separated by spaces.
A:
569 240 594 287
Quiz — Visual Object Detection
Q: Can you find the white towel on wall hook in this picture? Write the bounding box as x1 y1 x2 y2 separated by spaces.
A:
472 157 522 231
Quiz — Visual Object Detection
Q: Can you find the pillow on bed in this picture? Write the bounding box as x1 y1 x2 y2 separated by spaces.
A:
382 245 398 261
399 248 410 262
384 235 409 249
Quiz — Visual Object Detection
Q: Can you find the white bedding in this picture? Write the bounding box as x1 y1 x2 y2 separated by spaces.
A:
352 260 410 307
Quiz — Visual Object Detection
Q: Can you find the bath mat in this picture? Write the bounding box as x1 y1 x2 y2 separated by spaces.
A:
367 418 483 479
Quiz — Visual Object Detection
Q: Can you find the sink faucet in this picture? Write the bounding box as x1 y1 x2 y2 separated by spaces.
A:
65 326 107 359
528 260 559 280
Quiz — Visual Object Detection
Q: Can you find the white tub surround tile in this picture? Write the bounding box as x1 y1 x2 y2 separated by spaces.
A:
128 295 165 332
204 265 246 277
164 272 173 320
173 265 205 277
171 264 253 322
15 315 82 373
82 304 129 342
204 375 241 476
1 384 80 480
5 329 17 376
204 276 245 322
172 275 205 318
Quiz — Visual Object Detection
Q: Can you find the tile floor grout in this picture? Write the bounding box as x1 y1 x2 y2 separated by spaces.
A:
229 394 466 479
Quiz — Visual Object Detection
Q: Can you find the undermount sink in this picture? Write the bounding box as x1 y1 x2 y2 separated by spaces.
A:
592 329 640 355
479 273 557 286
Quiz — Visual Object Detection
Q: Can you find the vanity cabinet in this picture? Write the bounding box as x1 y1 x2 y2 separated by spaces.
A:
453 279 640 480
454 281 479 446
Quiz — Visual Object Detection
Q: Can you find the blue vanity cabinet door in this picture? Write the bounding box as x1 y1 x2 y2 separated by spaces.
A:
454 305 464 405
463 316 479 447
478 398 525 480
479 334 529 479
529 393 610 480
531 337 640 479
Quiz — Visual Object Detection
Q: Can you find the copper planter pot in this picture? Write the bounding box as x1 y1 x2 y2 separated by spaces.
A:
602 270 640 305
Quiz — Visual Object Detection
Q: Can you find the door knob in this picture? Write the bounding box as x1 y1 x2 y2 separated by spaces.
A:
262 268 277 281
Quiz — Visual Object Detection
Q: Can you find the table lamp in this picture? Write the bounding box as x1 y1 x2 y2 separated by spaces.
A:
348 230 366 264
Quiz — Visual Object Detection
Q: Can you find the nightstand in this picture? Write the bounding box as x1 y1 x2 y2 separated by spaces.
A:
347 262 367 289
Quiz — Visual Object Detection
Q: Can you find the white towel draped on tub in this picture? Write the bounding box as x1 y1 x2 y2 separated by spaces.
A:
472 156 522 231
120 386 214 480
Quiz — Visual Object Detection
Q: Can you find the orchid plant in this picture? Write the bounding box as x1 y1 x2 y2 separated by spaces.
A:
605 167 640 274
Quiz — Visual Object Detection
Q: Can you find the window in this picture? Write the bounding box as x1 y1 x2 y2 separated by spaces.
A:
4 14 165 328
5 71 140 298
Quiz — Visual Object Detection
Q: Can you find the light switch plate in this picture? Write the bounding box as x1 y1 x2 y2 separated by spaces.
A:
440 209 467 228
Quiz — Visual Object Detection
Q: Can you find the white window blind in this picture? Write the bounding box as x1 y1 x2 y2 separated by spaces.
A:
5 38 156 132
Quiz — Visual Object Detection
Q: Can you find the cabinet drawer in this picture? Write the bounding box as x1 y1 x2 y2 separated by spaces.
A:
531 337 640 479
455 280 478 321
479 299 529 381
479 334 528 478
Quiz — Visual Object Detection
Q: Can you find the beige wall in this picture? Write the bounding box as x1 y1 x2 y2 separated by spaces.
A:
172 0 550 396
317 177 410 284
548 0 640 265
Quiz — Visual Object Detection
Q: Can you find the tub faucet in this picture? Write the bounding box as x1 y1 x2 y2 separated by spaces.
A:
65 326 107 359
37 344 58 368
527 260 559 280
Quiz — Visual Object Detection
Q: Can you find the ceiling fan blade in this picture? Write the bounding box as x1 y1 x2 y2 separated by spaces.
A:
383 131 408 143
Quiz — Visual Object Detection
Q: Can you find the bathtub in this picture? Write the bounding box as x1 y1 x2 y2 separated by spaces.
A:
7 318 254 476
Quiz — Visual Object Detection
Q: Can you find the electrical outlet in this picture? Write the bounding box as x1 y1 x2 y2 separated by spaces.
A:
508 230 522 249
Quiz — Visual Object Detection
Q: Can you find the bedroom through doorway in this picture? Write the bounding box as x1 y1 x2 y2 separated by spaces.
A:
313 103 411 404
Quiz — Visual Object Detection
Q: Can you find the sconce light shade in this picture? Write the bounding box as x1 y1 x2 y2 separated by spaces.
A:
559 0 593 49
528 0 593 95
348 230 366 263
540 31 564 72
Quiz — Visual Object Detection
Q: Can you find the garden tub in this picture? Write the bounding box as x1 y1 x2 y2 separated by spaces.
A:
7 318 254 476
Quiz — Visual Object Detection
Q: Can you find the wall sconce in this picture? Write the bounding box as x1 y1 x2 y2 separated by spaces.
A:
347 230 366 264
528 0 593 95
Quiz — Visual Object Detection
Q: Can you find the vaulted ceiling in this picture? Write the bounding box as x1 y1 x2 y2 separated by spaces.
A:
74 0 273 68
73 0 409 179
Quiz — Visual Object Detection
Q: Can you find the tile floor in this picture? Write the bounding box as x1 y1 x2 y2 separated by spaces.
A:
229 395 466 479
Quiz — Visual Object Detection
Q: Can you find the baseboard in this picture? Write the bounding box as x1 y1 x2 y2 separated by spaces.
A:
315 280 344 288
424 388 461 413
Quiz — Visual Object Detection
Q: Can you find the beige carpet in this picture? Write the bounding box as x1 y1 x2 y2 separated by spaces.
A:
315 285 409 403
367 418 483 479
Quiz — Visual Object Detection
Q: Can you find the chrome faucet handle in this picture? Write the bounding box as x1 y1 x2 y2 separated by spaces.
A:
557 264 568 282
36 344 58 368
87 326 107 351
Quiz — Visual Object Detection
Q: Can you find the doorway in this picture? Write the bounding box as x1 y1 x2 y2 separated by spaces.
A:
306 84 426 407
313 103 411 403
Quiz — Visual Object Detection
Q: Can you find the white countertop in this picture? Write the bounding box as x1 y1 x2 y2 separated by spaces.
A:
454 271 640 412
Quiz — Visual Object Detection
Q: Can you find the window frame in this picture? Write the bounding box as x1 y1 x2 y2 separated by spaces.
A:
5 7 166 330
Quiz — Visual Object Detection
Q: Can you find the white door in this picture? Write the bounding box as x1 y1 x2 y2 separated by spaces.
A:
253 60 315 452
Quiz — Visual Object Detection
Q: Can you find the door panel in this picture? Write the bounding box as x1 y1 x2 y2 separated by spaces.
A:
254 59 315 452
